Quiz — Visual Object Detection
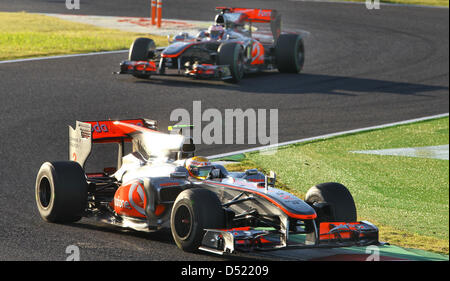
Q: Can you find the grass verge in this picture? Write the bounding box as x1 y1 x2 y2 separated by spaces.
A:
0 12 167 61
225 117 449 254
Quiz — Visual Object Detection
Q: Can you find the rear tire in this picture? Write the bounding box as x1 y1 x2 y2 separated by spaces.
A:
275 34 305 73
218 42 245 83
170 189 226 252
129 37 156 79
35 161 88 223
305 182 357 222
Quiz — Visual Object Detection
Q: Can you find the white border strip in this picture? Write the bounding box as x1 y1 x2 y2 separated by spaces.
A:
0 50 128 65
288 0 448 9
209 113 449 159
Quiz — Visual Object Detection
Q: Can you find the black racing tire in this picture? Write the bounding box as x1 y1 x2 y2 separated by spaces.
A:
129 37 156 79
305 182 357 222
129 37 156 61
170 188 226 252
217 42 245 83
35 161 88 223
275 34 305 73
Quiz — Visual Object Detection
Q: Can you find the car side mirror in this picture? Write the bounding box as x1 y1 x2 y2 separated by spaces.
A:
245 169 258 176
268 170 276 187
263 170 276 193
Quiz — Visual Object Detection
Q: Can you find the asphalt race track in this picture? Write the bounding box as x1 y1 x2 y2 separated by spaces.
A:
0 0 448 260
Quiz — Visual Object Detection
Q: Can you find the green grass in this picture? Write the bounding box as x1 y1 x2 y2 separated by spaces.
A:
339 0 449 7
226 117 449 254
0 12 167 61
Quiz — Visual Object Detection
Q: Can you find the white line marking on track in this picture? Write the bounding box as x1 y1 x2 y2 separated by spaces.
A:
351 145 449 160
0 50 128 65
208 113 449 159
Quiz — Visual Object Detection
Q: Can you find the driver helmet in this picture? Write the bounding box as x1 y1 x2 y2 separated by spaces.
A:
208 24 224 40
185 156 213 179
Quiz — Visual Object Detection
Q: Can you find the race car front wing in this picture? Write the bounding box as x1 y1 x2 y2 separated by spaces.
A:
199 221 383 255
119 60 157 76
118 60 233 80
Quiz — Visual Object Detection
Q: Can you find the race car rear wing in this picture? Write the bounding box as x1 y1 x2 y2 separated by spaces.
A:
68 119 157 169
216 7 282 40
69 118 196 170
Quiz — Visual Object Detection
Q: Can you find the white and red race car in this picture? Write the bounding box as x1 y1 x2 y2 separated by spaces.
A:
35 118 381 254
118 7 305 83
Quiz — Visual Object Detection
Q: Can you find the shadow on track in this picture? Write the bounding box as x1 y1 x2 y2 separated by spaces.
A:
130 72 448 97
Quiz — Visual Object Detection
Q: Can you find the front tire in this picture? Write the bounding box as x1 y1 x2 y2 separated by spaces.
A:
35 161 88 223
305 182 357 222
170 189 225 252
129 37 156 79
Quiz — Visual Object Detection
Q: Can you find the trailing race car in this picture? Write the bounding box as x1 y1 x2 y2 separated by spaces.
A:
35 118 381 254
118 7 305 83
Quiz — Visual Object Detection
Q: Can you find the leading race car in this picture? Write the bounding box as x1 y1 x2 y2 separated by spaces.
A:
35 118 381 254
118 7 305 83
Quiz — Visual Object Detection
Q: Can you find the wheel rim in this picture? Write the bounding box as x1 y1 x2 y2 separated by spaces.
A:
237 53 244 78
297 49 304 68
296 40 305 72
174 205 193 240
232 47 244 80
38 177 52 209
